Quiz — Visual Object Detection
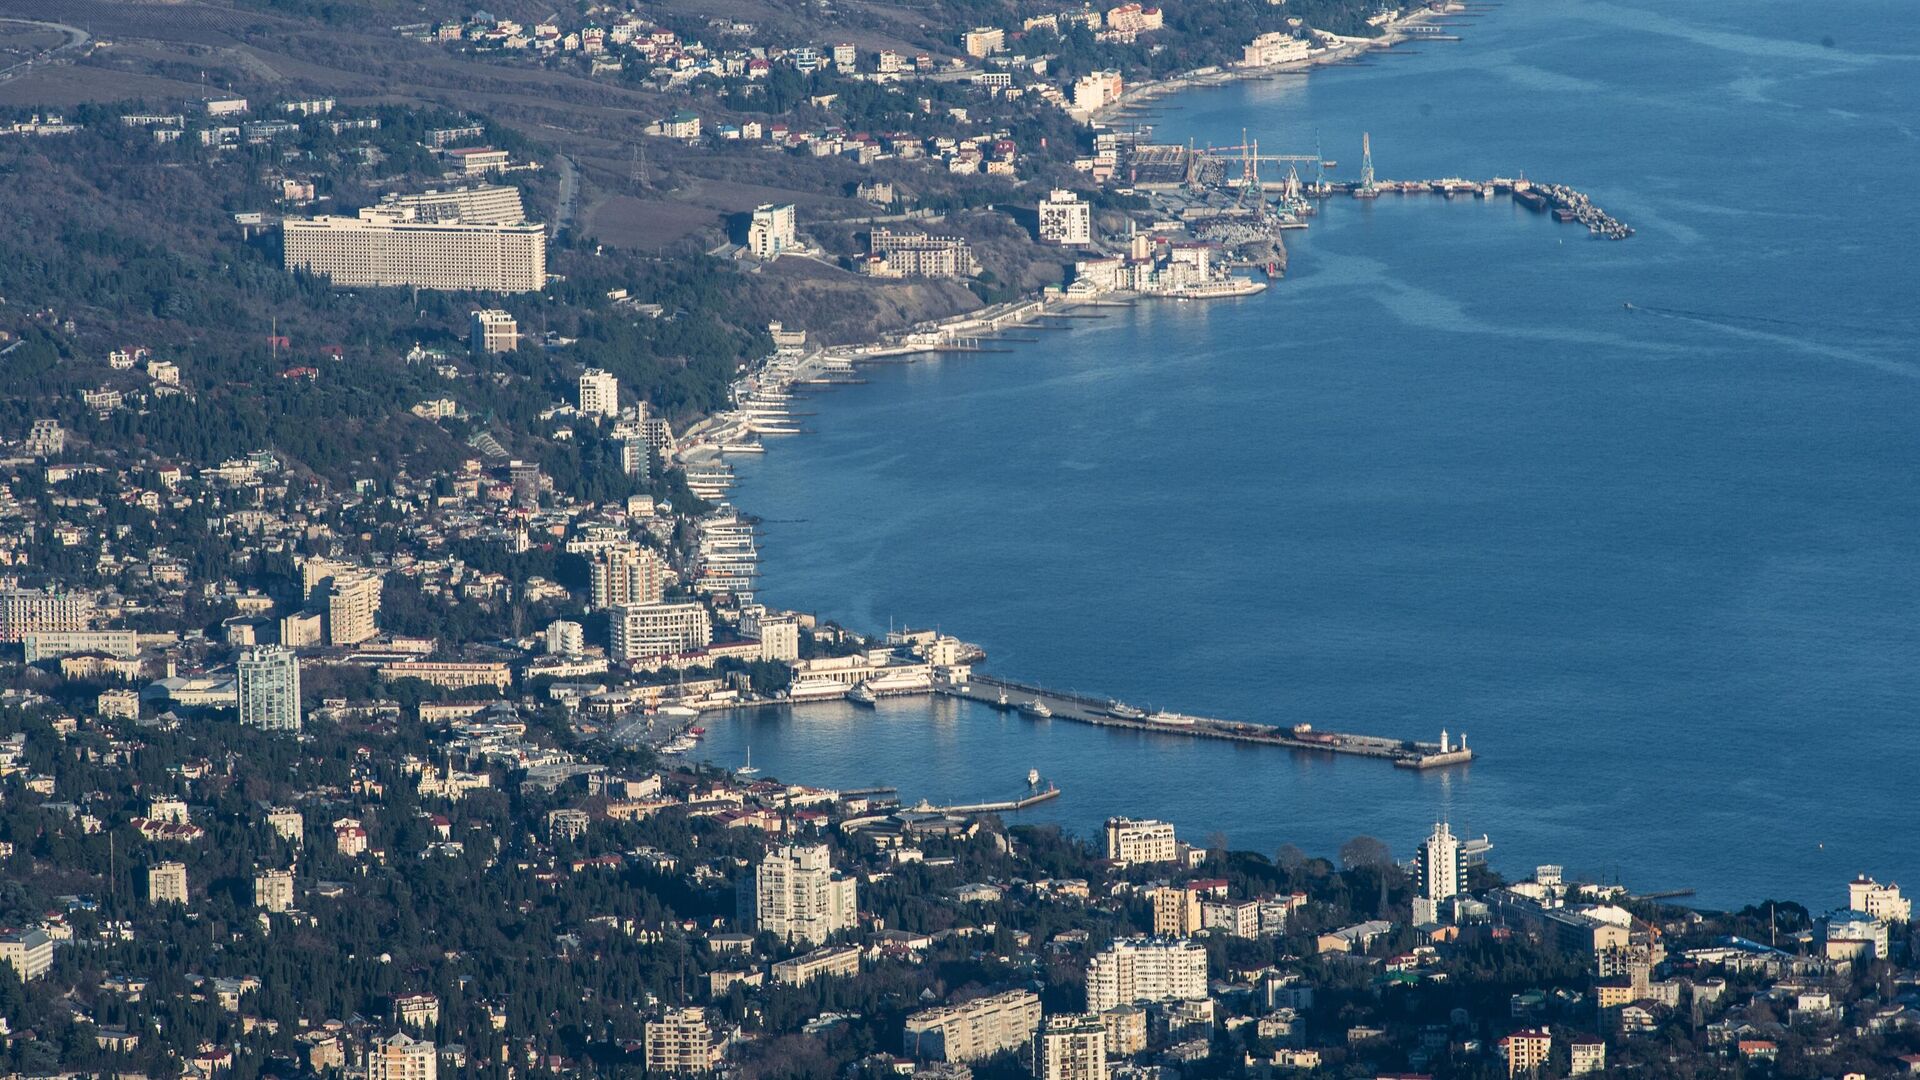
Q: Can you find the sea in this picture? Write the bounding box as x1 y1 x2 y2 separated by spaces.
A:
697 0 1920 910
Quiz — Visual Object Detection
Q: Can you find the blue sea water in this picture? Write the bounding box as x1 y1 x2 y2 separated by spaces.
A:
699 0 1920 909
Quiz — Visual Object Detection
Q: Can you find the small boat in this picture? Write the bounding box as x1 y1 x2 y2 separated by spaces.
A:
1027 768 1041 787
736 747 760 776
846 683 877 706
1106 700 1147 720
688 727 706 736
993 690 1012 711
1020 699 1053 719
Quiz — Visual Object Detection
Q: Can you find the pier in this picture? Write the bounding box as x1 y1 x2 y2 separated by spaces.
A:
951 675 1473 769
916 785 1063 815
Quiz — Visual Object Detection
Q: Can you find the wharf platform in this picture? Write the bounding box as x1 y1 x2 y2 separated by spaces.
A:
917 785 1063 815
950 675 1473 770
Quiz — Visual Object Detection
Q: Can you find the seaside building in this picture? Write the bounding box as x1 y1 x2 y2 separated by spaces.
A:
1032 1013 1106 1080
148 861 189 905
747 203 797 259
590 545 665 609
237 645 302 733
1038 190 1093 245
745 843 858 946
1105 817 1176 865
282 208 546 293
1849 876 1910 922
866 229 978 279
1069 71 1123 114
903 990 1042 1062
609 601 710 663
1085 937 1207 1010
579 367 620 418
471 309 519 353
1241 31 1310 67
1416 821 1465 903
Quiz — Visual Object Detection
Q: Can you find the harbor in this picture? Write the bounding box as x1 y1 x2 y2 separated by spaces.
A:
950 675 1474 770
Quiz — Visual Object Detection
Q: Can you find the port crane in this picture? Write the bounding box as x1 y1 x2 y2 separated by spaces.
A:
1199 131 1335 213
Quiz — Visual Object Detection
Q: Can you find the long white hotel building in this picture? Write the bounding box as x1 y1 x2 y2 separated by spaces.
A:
283 206 546 292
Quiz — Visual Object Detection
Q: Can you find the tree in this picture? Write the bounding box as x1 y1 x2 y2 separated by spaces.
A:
1339 835 1392 871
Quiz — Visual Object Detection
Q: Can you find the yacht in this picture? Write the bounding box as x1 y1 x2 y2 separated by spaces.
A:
736 747 760 776
1019 699 1053 719
1027 768 1041 787
1106 700 1147 720
846 682 878 706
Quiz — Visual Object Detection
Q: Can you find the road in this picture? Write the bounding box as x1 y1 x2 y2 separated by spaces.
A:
552 153 578 237
0 18 90 82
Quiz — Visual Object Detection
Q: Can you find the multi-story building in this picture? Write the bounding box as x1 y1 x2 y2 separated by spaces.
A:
771 944 861 986
866 229 978 279
547 808 591 842
25 418 64 457
590 545 664 609
0 587 92 642
282 208 546 293
1038 190 1093 245
148 861 189 905
962 26 1005 57
1085 937 1208 1011
254 868 295 912
377 661 512 692
0 928 53 981
1822 908 1890 960
1569 1037 1607 1075
1201 897 1262 939
392 993 441 1030
1105 817 1176 865
382 184 525 224
1498 1028 1552 1076
238 645 302 732
740 607 801 662
367 1032 436 1080
1032 1013 1106 1080
645 1007 720 1074
579 367 620 418
1069 71 1123 114
1416 821 1466 905
267 806 304 844
21 629 136 663
747 203 796 260
609 601 711 664
1240 30 1310 67
1151 886 1200 937
1101 1005 1148 1057
902 990 1041 1062
327 572 383 646
470 308 519 353
544 620 585 655
746 843 858 946
1849 876 1910 922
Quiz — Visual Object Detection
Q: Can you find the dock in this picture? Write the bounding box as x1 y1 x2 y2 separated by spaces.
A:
953 675 1473 769
917 785 1063 815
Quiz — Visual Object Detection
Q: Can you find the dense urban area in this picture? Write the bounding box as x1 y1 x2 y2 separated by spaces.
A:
0 0 1893 1076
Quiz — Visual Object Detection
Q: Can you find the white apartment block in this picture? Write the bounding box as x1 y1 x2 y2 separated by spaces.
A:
327 572 382 646
0 928 53 982
1105 817 1176 865
962 26 1005 57
902 989 1041 1062
237 645 302 732
1085 937 1208 1011
1033 1013 1107 1080
747 203 797 259
381 183 525 224
771 944 861 986
368 1032 436 1080
590 545 664 609
1849 876 1910 922
0 587 92 642
545 619 585 655
471 308 519 353
283 208 546 293
749 843 858 946
646 1007 720 1074
610 601 711 663
148 861 189 905
579 367 620 418
1039 189 1094 245
254 868 295 912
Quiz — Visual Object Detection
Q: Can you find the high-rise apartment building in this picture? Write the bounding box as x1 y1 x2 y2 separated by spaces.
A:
903 990 1042 1062
609 601 710 663
368 1032 436 1080
645 1007 720 1074
1038 190 1093 245
237 645 302 732
1032 1013 1106 1080
1416 821 1465 903
747 203 797 259
1151 885 1201 937
327 573 383 646
470 309 519 353
579 367 620 418
746 843 858 946
1105 817 1176 865
148 861 189 905
1085 937 1208 1011
283 208 546 293
254 868 296 912
0 587 92 642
